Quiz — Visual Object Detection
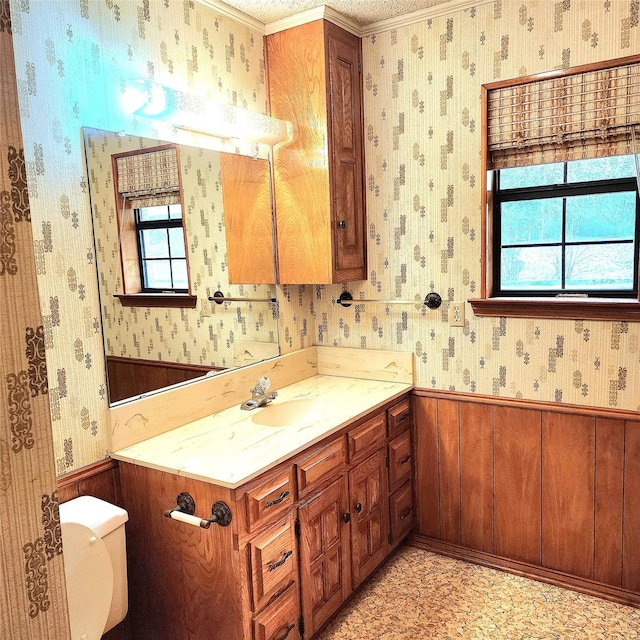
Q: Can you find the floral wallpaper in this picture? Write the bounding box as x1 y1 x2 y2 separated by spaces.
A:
7 0 640 478
9 0 279 474
317 0 640 411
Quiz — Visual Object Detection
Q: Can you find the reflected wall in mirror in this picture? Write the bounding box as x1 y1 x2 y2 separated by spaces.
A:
83 128 280 404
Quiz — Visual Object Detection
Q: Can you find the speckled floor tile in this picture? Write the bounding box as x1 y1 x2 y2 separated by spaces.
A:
315 546 640 639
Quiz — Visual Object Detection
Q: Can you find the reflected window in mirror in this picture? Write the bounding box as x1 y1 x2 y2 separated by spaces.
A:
112 145 196 308
135 203 188 292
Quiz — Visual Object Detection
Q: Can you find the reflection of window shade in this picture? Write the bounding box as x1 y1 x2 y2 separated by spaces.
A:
115 147 181 208
487 61 640 170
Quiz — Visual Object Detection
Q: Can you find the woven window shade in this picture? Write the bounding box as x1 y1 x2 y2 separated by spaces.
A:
116 147 181 208
487 62 640 170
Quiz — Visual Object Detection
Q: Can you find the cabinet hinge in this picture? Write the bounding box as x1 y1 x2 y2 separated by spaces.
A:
385 456 389 468
295 519 301 538
299 615 305 636
388 532 393 545
358 60 361 73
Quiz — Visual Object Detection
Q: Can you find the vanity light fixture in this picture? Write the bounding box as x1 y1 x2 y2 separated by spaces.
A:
122 79 290 145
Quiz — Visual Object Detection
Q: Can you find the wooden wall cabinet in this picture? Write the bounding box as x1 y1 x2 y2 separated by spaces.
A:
119 396 413 639
266 19 367 284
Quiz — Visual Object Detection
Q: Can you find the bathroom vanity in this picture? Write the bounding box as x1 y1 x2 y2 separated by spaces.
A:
110 348 414 640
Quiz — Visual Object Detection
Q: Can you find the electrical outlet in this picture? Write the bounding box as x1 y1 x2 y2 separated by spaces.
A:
450 301 465 327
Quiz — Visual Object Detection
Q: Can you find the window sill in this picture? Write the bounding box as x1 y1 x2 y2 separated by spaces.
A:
115 293 198 309
469 297 640 322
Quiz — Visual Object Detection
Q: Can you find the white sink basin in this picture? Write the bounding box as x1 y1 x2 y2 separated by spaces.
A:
251 398 322 427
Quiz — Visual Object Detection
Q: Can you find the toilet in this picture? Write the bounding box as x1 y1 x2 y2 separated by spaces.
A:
59 496 129 639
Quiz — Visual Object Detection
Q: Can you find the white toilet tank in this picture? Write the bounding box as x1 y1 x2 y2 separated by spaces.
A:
59 496 129 640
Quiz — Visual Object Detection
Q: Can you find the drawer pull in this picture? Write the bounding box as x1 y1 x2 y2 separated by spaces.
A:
397 454 411 466
355 502 363 514
399 506 413 520
343 512 351 524
265 491 290 508
275 623 295 640
268 550 293 572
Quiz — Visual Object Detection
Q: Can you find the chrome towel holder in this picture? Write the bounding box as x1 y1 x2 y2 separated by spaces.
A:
335 291 442 309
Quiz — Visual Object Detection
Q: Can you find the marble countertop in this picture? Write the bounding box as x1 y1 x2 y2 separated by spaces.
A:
110 374 412 489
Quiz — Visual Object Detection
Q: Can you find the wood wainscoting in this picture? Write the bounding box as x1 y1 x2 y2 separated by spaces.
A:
58 459 128 640
106 355 221 403
411 389 640 607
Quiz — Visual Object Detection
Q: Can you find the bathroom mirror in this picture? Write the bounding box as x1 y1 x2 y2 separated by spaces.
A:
82 127 280 404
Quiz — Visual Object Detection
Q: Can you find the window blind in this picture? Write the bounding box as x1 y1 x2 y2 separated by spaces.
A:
487 61 640 170
115 146 180 208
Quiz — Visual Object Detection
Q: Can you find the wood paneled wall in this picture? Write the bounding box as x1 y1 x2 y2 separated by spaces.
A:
107 355 220 403
412 390 640 606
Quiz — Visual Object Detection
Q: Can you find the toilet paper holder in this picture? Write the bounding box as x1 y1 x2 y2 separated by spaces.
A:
164 492 233 528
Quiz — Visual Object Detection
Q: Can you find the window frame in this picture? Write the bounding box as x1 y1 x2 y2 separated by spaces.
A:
135 203 189 294
470 54 640 322
493 169 640 299
111 145 196 309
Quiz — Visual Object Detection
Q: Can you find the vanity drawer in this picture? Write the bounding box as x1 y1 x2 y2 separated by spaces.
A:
389 481 414 544
387 398 412 439
388 430 412 493
347 412 386 463
252 582 300 640
243 466 295 534
296 436 346 498
249 516 297 613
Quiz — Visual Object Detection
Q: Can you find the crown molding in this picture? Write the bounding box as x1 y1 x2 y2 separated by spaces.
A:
360 0 494 36
193 0 265 32
264 6 361 36
194 0 495 38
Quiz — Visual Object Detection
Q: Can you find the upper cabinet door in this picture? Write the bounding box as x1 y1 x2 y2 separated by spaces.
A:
327 23 367 280
267 20 367 284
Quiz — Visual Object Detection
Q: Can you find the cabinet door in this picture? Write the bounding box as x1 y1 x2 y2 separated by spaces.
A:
327 22 366 282
349 449 390 588
298 475 351 638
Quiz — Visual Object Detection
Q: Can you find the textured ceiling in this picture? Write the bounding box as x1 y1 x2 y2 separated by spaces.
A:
219 0 455 27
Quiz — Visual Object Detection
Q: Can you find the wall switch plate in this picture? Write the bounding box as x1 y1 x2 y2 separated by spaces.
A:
450 301 465 327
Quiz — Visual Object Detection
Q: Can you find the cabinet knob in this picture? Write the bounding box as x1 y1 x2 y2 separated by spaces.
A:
355 502 362 514
338 220 346 229
342 512 351 523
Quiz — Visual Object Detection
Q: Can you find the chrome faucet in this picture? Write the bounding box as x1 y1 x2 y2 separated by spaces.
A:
240 376 278 411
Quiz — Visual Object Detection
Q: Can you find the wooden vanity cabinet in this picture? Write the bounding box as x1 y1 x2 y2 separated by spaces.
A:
119 396 413 640
266 19 367 284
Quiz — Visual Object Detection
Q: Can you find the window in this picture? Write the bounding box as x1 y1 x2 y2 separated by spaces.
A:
471 55 640 321
494 155 639 297
135 203 188 292
112 145 195 308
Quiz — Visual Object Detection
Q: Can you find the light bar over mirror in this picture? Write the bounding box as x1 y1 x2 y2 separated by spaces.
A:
122 79 291 145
